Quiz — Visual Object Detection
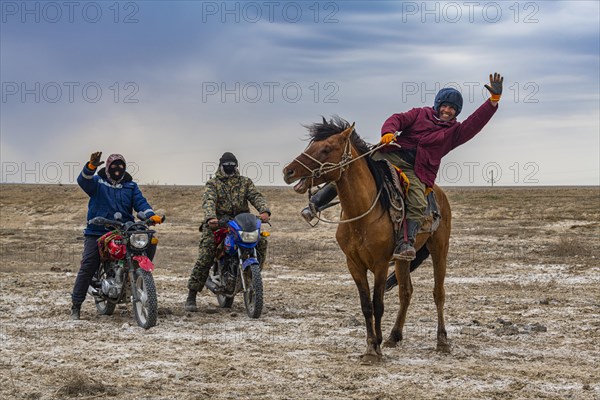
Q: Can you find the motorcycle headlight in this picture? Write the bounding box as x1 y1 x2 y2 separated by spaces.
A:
239 230 259 243
130 233 149 249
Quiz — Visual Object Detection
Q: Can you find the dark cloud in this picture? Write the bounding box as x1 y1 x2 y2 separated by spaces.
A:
1 1 598 185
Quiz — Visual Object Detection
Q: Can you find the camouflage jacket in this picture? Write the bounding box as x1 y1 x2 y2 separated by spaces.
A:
202 169 270 223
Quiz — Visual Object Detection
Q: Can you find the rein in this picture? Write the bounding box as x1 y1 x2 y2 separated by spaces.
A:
310 186 383 225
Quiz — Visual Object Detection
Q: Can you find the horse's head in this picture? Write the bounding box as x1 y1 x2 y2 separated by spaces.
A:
283 116 358 194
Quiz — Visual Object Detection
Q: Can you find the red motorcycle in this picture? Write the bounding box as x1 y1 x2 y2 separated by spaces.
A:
87 213 164 329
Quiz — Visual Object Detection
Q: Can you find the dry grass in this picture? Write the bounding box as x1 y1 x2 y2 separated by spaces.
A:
55 370 114 397
547 236 596 257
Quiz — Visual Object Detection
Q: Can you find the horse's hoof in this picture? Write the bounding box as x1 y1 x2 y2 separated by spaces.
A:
436 340 451 353
360 353 382 365
383 339 397 348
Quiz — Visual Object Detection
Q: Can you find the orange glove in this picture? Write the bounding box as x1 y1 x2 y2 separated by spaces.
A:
150 215 163 224
380 133 396 145
485 72 503 102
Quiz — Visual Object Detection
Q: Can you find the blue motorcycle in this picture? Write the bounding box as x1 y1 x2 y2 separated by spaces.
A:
204 212 267 318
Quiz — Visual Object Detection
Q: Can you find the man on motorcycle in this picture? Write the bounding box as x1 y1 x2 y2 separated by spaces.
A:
70 152 163 320
185 152 271 312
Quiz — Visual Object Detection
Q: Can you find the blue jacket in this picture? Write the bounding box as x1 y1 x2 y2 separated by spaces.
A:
78 164 155 236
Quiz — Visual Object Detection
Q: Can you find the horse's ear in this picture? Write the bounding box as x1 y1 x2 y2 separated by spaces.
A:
342 122 356 138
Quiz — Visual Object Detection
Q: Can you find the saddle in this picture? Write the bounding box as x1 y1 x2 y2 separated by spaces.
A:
370 159 441 242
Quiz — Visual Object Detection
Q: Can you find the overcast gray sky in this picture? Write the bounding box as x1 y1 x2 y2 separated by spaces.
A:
1 1 599 186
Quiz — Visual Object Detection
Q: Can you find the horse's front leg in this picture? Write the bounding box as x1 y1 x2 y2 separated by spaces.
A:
347 260 381 362
384 259 413 348
372 264 389 349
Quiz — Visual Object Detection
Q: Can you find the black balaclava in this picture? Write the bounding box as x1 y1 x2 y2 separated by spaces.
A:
105 154 126 184
219 152 238 175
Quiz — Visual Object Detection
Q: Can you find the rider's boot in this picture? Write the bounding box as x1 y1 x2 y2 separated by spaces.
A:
184 289 198 312
185 263 211 312
300 183 338 223
393 219 421 261
70 302 81 320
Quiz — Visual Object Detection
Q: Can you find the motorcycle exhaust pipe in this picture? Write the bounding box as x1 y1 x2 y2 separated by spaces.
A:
87 286 99 296
204 278 218 294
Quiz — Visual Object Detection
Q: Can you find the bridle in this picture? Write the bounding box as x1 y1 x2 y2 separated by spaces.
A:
291 133 391 225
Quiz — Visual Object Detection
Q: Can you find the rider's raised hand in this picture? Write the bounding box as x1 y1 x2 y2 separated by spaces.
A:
380 133 395 145
259 212 270 223
207 218 219 229
88 152 104 170
484 72 503 102
150 215 163 224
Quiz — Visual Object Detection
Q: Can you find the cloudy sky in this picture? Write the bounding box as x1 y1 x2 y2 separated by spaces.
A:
1 1 599 186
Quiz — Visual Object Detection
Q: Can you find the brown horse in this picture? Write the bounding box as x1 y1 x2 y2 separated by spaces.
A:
283 117 452 362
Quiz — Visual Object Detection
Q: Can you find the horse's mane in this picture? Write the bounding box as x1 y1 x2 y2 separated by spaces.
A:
304 115 371 155
304 115 390 210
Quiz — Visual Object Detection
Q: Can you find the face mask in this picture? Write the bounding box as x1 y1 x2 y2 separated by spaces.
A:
222 164 236 175
109 161 126 182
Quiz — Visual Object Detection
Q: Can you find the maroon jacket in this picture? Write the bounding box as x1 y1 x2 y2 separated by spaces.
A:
380 100 498 187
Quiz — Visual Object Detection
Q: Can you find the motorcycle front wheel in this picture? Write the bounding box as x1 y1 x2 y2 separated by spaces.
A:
133 270 158 329
243 264 263 319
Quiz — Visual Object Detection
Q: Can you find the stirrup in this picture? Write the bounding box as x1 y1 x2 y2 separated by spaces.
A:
301 206 317 223
393 253 416 261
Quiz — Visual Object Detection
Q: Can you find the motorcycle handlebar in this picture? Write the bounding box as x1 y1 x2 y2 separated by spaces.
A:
89 216 123 227
210 215 270 230
89 215 165 228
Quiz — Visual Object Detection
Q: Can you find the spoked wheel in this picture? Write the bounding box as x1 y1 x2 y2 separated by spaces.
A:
133 270 158 329
243 264 263 319
95 297 116 315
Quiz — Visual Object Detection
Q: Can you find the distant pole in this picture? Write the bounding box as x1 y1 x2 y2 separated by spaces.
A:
490 170 494 187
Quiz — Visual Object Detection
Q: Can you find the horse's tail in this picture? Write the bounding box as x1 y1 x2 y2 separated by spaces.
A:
384 246 431 292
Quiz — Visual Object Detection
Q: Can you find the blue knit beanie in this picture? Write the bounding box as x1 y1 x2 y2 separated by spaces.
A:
433 88 463 117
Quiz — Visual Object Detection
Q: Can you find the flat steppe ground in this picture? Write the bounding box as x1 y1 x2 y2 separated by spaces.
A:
1 184 599 399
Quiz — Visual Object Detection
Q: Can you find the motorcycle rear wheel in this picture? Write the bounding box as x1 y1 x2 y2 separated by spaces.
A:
95 297 116 315
133 270 158 329
243 264 263 319
93 269 116 315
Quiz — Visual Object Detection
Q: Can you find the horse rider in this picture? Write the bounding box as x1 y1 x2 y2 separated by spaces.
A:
302 72 503 260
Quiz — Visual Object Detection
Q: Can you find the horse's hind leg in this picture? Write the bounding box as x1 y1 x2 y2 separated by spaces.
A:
384 260 412 348
429 241 450 352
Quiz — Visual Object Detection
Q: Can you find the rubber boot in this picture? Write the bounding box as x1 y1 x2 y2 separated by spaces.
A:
300 183 339 223
393 219 421 261
70 303 81 320
184 289 198 312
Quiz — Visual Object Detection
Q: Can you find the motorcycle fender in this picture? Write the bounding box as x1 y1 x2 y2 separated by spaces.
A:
242 257 259 270
133 255 154 272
